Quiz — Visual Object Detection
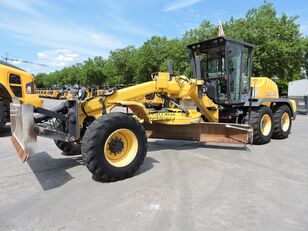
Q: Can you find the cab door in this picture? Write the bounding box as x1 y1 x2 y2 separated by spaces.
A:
226 42 253 104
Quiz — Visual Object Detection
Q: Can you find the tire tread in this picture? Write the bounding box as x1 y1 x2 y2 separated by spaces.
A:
0 100 9 131
272 105 292 139
82 112 147 182
248 106 274 145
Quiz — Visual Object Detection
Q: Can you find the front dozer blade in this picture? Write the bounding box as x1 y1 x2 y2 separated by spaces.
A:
145 122 253 145
10 98 37 162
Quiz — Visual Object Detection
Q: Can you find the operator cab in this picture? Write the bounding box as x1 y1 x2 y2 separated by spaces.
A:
188 36 255 105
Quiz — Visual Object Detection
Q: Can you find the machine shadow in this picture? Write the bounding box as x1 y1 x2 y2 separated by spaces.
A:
0 124 11 137
148 139 250 152
92 156 160 183
135 157 160 175
26 140 248 187
27 152 83 191
28 151 159 185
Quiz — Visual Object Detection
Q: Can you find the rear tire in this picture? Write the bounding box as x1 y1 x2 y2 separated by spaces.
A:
248 106 274 145
0 100 9 131
272 105 292 139
81 112 147 182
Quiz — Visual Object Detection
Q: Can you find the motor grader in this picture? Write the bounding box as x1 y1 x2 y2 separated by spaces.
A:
10 37 296 182
0 61 42 132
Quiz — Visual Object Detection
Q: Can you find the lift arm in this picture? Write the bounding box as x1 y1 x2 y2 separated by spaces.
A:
80 72 219 123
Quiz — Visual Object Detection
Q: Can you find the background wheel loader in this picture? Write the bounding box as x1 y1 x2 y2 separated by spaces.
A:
0 61 42 132
10 36 296 182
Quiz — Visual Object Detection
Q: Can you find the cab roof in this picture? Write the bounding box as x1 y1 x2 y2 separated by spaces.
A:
187 36 256 52
0 60 25 71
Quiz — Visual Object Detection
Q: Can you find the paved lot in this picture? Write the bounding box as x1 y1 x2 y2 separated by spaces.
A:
0 99 308 231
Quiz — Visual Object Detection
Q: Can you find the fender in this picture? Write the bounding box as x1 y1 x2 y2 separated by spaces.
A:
0 83 12 101
244 98 296 118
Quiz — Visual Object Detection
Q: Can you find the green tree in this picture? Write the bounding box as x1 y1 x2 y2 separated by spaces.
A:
81 57 106 86
223 2 303 86
183 20 216 44
159 38 190 76
136 36 169 83
34 72 48 88
303 38 308 78
104 46 138 85
34 2 307 92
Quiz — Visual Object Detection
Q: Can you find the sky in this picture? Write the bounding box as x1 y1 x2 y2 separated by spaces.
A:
0 0 307 74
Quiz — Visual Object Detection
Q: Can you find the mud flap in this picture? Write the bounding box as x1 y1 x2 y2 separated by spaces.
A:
144 122 253 145
10 98 37 162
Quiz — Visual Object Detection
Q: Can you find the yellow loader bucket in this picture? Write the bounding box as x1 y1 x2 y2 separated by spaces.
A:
10 98 37 162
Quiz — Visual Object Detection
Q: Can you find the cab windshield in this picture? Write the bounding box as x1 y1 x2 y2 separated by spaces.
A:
189 37 254 104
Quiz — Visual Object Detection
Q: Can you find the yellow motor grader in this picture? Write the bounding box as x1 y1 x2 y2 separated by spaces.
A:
10 37 296 182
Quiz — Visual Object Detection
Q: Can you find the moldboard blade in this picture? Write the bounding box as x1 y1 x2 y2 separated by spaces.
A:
144 122 253 145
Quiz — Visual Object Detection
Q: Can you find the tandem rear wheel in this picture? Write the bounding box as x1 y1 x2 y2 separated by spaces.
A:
247 105 292 144
249 106 274 145
272 105 292 139
81 112 147 182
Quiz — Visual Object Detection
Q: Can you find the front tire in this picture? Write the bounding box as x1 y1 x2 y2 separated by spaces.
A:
248 106 274 145
0 100 9 131
81 112 147 182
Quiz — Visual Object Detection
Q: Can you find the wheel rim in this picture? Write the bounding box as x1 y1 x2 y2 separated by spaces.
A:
260 114 272 136
281 112 290 132
104 129 138 167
